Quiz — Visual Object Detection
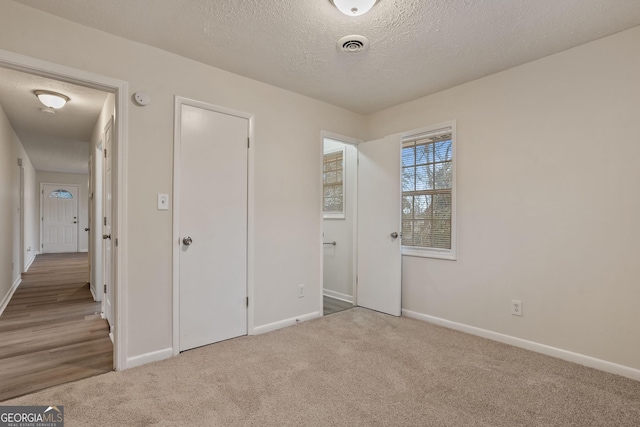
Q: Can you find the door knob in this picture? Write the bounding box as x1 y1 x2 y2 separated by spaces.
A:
390 232 399 239
85 227 90 231
103 234 111 240
182 236 193 246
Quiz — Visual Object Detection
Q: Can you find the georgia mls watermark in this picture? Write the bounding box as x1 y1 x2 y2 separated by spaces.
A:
0 406 64 427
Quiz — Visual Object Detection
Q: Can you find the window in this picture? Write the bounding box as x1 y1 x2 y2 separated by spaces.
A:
49 189 73 199
323 148 345 218
401 123 456 259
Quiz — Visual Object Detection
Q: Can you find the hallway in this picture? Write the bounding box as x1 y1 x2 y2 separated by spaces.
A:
0 253 112 401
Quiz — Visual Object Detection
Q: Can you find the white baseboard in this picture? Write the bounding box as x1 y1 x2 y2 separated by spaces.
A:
126 347 173 369
35 251 41 255
0 277 22 317
251 311 321 335
24 253 36 272
89 286 98 302
402 309 640 382
79 249 88 253
323 289 354 304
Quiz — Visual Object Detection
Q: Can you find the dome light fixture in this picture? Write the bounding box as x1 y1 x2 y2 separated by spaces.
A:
34 90 70 109
330 0 378 16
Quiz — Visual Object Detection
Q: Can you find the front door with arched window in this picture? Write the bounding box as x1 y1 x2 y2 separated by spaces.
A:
41 184 79 253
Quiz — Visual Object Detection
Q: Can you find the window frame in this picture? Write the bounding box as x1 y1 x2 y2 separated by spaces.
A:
323 146 347 219
400 120 457 260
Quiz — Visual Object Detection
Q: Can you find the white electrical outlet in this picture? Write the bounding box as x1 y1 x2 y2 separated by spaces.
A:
511 300 522 316
298 284 305 298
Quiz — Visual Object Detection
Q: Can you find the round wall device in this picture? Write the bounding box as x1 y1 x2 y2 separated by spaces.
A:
134 91 151 106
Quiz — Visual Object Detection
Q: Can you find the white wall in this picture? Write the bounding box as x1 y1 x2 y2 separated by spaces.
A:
366 27 640 370
37 172 90 252
0 1 366 361
0 103 37 311
323 139 357 300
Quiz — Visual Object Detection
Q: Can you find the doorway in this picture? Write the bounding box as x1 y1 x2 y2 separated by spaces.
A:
0 48 128 369
321 132 403 318
173 98 251 352
322 136 358 315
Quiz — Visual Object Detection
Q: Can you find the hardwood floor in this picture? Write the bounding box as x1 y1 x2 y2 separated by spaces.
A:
323 295 353 316
0 253 112 401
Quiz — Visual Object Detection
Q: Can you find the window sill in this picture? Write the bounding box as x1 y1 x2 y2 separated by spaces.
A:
401 246 456 260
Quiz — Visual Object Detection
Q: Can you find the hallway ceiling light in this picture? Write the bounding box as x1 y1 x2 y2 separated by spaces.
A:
34 90 70 109
330 0 378 16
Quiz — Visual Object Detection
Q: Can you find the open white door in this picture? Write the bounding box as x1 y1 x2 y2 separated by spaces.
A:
87 157 92 289
357 135 402 316
102 118 114 332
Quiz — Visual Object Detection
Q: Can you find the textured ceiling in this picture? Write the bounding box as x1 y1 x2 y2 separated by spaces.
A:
11 0 640 114
0 66 108 173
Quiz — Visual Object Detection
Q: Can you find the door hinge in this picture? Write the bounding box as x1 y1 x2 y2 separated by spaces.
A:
104 149 107 158
356 275 358 284
104 217 107 226
104 284 107 293
247 137 250 148
115 238 118 247
41 244 43 249
246 297 249 307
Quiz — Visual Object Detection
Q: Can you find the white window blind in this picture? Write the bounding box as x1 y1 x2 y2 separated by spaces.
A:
323 150 344 215
402 126 453 250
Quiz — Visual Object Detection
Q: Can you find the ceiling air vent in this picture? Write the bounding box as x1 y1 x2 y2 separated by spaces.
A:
337 35 370 54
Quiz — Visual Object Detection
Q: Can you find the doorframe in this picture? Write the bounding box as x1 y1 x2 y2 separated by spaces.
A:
172 96 255 355
18 162 24 272
0 48 129 370
319 131 361 315
40 183 80 253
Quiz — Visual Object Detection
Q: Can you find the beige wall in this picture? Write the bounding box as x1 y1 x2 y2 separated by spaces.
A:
37 171 90 252
0 103 37 308
0 1 366 360
366 27 640 369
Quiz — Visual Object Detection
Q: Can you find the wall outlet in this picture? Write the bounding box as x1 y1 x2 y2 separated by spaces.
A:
298 284 305 298
511 300 522 316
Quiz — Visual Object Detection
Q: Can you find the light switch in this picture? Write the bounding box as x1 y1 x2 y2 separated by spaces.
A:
157 193 169 210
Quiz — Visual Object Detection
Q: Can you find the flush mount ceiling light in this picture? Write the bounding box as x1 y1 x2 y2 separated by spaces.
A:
34 90 70 109
330 0 378 16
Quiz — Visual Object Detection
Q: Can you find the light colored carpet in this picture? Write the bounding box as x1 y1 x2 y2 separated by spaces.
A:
3 308 639 426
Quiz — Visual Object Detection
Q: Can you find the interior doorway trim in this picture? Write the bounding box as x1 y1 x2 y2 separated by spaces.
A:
18 162 25 272
172 96 255 355
319 131 361 315
0 48 129 370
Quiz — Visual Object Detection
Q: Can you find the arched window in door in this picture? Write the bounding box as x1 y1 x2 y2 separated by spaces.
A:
49 189 73 199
